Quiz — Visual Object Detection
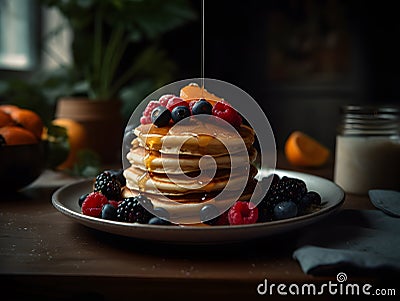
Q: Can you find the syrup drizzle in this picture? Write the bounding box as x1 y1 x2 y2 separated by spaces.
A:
137 172 149 193
201 0 205 97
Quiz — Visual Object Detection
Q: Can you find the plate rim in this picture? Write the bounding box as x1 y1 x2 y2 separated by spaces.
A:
51 169 345 235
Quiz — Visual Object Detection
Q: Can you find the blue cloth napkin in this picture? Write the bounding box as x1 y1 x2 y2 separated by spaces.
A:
293 207 400 275
369 190 400 217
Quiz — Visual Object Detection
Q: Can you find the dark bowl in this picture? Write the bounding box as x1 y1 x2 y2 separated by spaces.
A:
0 143 45 191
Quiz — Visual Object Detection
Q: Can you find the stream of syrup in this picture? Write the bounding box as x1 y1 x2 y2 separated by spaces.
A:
201 0 205 96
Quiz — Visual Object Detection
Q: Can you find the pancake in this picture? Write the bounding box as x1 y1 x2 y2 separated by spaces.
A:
121 178 260 223
123 164 258 196
127 143 257 174
122 87 259 223
134 117 255 156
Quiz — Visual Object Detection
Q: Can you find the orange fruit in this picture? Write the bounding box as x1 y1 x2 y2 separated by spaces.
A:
0 126 38 146
0 110 14 127
284 131 330 167
52 118 88 169
180 84 223 105
0 104 20 115
10 109 44 140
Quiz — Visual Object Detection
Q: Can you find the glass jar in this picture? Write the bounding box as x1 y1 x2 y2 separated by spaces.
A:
334 105 400 194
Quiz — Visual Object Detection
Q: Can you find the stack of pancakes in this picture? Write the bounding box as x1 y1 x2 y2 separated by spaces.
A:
123 106 259 223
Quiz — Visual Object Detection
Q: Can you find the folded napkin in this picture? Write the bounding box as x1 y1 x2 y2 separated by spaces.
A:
369 190 400 217
293 207 400 275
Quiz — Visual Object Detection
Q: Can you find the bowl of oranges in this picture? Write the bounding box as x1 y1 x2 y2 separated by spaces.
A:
0 104 46 191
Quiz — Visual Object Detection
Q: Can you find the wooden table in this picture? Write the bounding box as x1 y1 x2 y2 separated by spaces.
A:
0 154 393 300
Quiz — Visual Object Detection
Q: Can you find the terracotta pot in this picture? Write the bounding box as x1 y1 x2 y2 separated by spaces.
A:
55 97 123 165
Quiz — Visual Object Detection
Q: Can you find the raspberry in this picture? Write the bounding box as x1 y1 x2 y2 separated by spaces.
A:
143 101 161 117
203 209 229 225
81 192 108 217
212 101 242 127
140 115 151 125
188 100 197 113
215 211 229 225
159 94 175 106
228 201 258 225
108 200 120 209
166 96 189 112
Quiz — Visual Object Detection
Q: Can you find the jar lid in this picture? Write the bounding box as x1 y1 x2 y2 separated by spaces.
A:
339 104 400 135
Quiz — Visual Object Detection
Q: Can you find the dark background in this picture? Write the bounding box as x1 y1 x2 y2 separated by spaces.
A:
162 0 400 151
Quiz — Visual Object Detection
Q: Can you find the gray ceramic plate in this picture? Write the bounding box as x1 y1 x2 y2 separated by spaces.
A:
52 169 344 244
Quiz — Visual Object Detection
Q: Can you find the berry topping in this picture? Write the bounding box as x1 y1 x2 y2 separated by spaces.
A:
81 192 109 217
101 203 118 220
188 100 197 113
297 191 321 215
192 99 213 115
151 106 171 127
108 200 120 209
159 94 175 106
78 193 89 207
273 200 298 220
199 204 219 222
141 101 162 124
166 96 189 112
140 115 152 125
212 101 242 127
171 106 191 123
257 175 307 222
152 207 170 220
94 171 122 200
117 196 154 223
105 169 126 187
148 216 171 225
204 210 229 226
228 201 258 225
136 194 154 210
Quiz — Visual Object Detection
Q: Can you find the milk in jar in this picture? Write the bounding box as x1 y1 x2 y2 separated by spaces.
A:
334 106 400 194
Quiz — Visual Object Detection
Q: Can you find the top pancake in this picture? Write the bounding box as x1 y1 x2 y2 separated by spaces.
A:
134 116 255 156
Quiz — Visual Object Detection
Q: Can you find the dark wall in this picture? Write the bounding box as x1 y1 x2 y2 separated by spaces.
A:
163 0 400 151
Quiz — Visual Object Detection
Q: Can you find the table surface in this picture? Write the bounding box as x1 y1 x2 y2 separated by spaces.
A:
0 154 385 300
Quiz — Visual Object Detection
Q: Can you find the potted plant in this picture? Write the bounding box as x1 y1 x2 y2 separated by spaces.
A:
40 0 196 164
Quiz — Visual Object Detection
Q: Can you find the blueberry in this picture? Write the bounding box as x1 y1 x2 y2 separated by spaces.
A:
273 201 298 220
200 204 219 222
151 106 171 127
148 217 171 225
192 99 212 115
171 106 191 123
153 207 170 220
79 193 89 207
297 191 322 215
101 203 117 220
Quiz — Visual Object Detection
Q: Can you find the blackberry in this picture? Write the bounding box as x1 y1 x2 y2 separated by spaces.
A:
297 191 322 215
94 171 121 200
257 176 307 221
105 169 126 187
117 196 154 223
272 176 307 204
